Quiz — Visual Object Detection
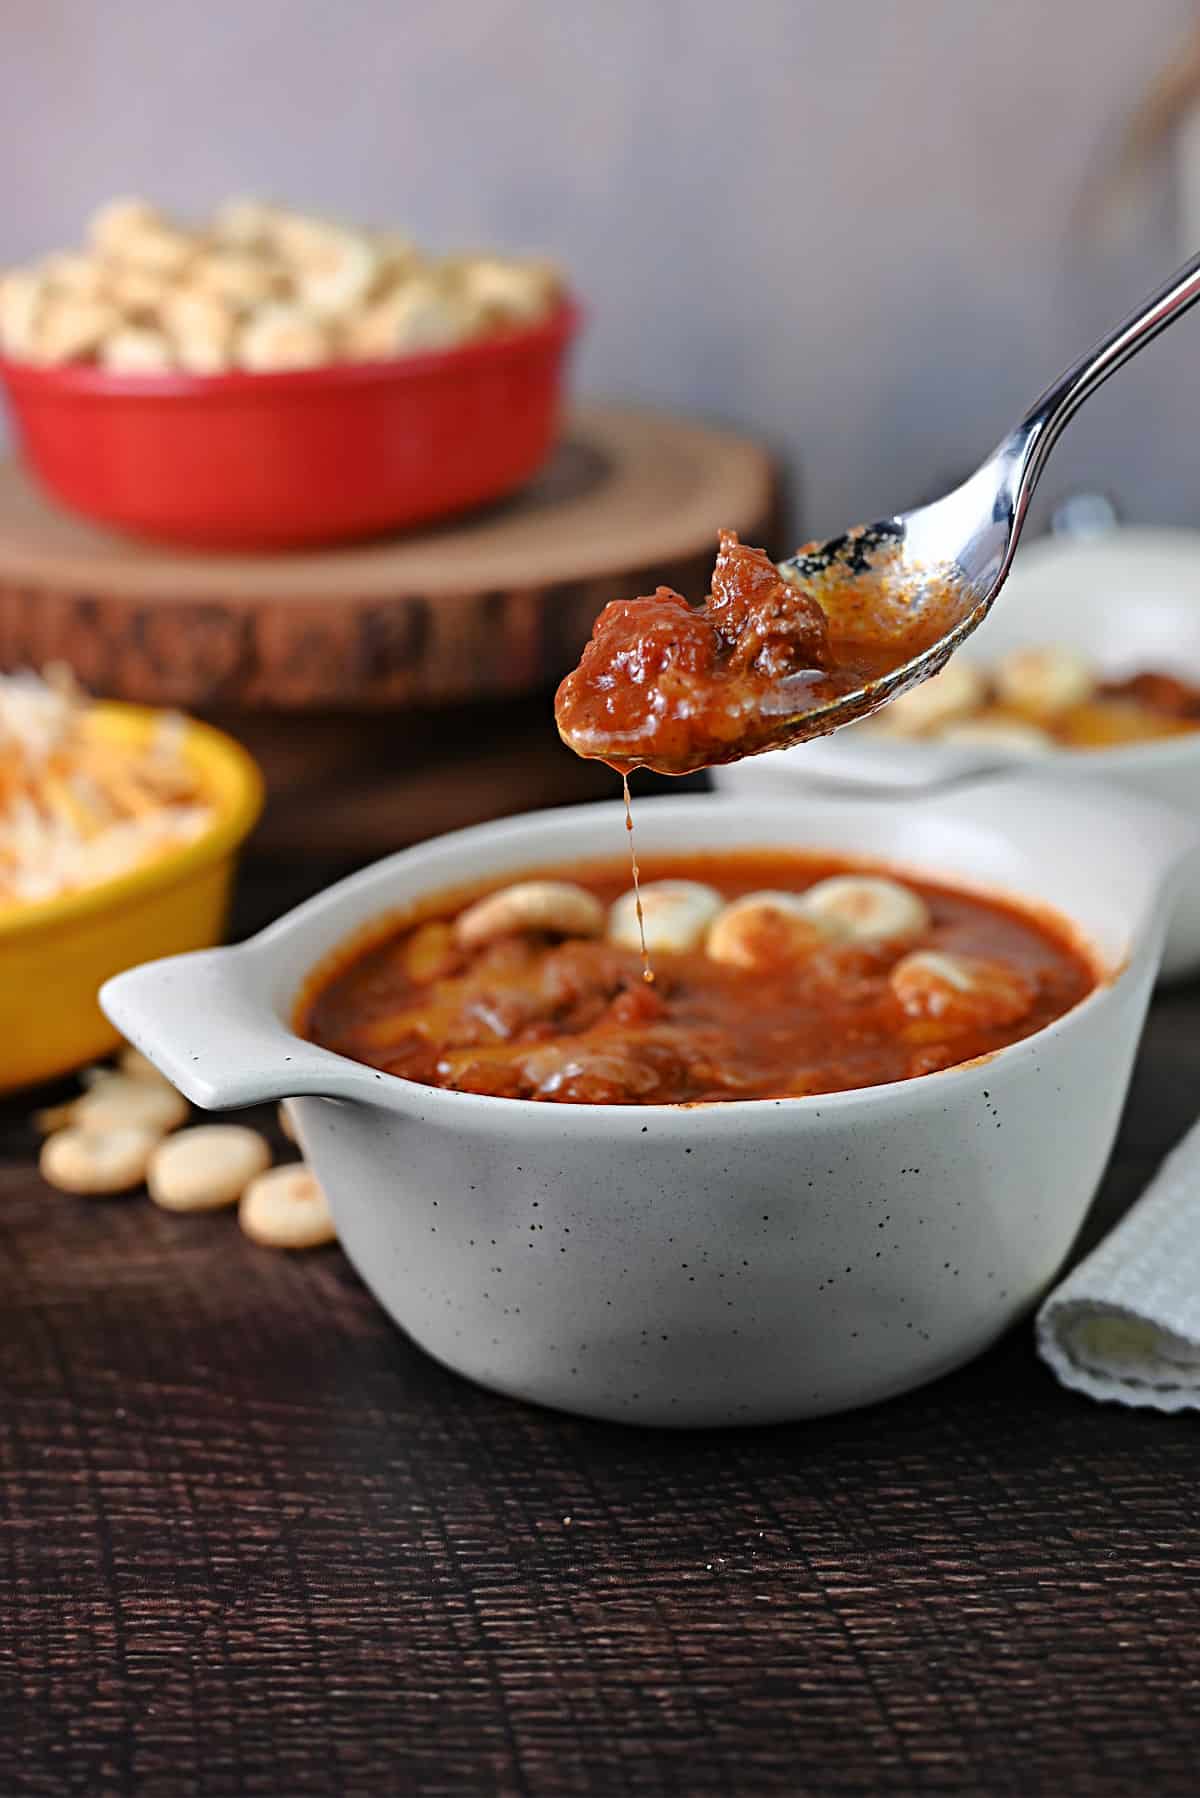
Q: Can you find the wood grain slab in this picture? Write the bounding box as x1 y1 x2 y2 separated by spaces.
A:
0 404 776 709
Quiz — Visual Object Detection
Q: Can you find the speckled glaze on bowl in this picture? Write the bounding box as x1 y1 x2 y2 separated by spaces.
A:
101 783 1193 1427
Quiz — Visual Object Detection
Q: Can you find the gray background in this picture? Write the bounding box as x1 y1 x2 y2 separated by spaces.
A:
6 0 1199 540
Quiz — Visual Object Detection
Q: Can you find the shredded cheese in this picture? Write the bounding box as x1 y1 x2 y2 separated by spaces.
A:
0 666 213 906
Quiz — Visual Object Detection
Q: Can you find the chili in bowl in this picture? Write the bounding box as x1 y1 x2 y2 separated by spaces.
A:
299 849 1093 1104
101 783 1193 1427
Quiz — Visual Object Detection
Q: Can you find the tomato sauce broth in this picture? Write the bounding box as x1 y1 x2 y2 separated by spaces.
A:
299 850 1096 1106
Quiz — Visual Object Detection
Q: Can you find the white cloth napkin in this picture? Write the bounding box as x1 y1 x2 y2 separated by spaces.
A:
1037 1119 1200 1412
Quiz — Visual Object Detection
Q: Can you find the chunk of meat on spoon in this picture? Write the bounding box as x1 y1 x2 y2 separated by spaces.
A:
556 534 839 774
554 531 961 776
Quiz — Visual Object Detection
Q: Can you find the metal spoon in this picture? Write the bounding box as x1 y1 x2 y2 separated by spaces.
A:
775 248 1200 744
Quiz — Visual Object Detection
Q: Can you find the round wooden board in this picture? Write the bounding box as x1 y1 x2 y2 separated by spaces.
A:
0 404 776 710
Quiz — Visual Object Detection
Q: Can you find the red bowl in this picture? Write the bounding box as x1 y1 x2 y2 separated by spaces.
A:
0 298 580 549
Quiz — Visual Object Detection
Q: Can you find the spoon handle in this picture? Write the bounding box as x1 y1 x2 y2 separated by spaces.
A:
999 249 1200 542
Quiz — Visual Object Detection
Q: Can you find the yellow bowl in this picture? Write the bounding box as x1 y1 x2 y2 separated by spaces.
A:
0 702 263 1092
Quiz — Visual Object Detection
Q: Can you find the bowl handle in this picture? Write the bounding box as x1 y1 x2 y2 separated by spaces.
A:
100 945 365 1110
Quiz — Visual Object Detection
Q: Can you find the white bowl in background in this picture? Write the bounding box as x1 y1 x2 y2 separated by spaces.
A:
100 784 1193 1428
713 529 1200 981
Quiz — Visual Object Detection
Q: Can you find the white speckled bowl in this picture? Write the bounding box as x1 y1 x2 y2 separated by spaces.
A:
101 781 1193 1427
713 530 1200 981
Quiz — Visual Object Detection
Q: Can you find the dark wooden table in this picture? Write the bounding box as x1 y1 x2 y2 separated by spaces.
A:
4 849 1200 1798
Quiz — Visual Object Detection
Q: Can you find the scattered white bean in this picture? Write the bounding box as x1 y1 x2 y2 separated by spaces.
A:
608 880 722 954
148 1125 272 1214
799 876 930 945
890 949 1035 1028
239 1164 336 1250
40 1125 159 1195
278 1101 297 1143
455 881 605 950
706 892 824 968
892 949 976 998
72 1073 188 1136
